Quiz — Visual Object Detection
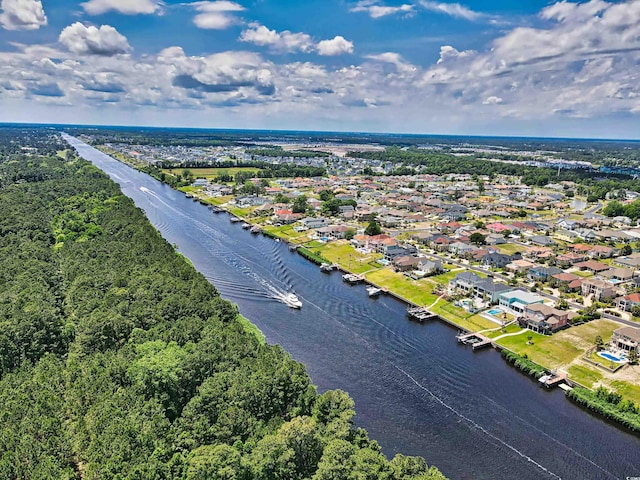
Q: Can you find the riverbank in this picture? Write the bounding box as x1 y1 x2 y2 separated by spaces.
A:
205 200 640 416
67 136 640 478
93 148 640 422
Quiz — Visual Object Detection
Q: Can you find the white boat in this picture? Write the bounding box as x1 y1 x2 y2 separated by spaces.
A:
283 293 302 309
367 286 382 297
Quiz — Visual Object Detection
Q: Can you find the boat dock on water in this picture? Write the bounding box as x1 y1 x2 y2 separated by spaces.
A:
456 332 492 350
407 306 439 323
538 372 567 389
250 226 261 234
230 216 242 223
242 223 251 229
343 274 364 284
320 263 336 272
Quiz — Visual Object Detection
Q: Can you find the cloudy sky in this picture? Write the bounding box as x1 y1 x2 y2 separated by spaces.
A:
1 0 640 138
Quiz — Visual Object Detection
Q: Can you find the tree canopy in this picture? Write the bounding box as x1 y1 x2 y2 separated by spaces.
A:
0 130 446 480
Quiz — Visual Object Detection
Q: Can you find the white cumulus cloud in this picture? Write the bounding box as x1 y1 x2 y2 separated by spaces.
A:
418 0 482 20
190 1 244 29
317 36 354 56
0 0 47 30
239 23 314 53
482 96 503 104
81 0 162 15
59 22 132 56
365 52 417 73
350 1 415 18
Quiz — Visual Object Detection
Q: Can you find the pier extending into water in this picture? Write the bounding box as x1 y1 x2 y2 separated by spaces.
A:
407 307 439 323
456 332 493 350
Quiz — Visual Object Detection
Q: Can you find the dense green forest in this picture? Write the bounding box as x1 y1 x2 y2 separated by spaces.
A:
0 132 445 479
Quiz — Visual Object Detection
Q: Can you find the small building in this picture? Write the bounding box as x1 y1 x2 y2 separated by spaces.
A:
612 326 640 352
498 290 545 316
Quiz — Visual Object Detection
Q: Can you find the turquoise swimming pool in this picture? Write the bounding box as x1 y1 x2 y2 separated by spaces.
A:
598 351 625 363
488 308 502 315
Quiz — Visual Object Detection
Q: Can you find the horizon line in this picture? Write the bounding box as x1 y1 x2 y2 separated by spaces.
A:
1 121 640 144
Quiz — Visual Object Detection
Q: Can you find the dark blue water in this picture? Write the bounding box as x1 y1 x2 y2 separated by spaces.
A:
65 134 640 480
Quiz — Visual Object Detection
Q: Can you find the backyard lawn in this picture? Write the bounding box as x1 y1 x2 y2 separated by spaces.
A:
365 269 438 306
497 243 525 255
497 319 621 371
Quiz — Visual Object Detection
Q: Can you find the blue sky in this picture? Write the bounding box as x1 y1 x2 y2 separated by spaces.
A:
1 0 640 138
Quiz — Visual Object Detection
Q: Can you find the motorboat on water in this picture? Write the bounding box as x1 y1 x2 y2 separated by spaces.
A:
367 286 382 297
283 292 302 309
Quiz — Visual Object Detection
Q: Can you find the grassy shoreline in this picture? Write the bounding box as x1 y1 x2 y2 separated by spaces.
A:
110 160 640 423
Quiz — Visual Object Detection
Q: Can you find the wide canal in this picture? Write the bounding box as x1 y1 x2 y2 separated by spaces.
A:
65 134 640 480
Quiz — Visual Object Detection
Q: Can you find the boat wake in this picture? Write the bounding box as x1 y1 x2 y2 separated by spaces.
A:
395 366 563 480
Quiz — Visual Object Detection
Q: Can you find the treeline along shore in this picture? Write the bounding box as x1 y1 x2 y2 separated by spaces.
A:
0 133 446 479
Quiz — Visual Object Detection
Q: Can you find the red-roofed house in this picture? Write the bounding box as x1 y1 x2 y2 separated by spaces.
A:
485 222 511 233
616 293 640 312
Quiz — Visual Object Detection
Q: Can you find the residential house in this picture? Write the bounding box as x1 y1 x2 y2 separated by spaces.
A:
616 293 640 312
575 228 598 243
599 268 636 282
449 242 476 256
551 272 582 291
523 303 569 333
612 326 640 352
367 234 396 253
417 258 443 275
581 278 617 301
301 217 330 229
481 252 519 269
393 255 421 272
555 229 580 243
383 244 411 261
556 252 586 267
575 260 611 274
498 290 545 316
449 272 513 303
528 266 564 282
506 259 535 273
529 235 556 247
485 234 507 245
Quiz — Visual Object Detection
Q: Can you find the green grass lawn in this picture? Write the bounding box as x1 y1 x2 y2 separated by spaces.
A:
610 381 640 405
429 304 497 331
567 364 603 388
228 206 252 218
573 270 594 278
497 243 525 255
430 270 460 285
208 195 233 205
497 319 621 372
485 323 522 338
365 269 438 306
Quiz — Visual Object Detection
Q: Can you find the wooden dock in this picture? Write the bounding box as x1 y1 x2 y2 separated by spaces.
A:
407 307 439 323
539 372 567 389
342 273 364 284
456 332 493 350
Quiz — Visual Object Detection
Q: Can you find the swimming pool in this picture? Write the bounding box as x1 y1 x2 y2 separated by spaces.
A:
487 308 502 315
597 351 626 363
